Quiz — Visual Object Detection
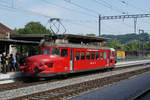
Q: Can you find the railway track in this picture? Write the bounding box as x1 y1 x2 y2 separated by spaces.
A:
0 62 145 99
0 63 145 92
0 79 57 92
11 66 150 100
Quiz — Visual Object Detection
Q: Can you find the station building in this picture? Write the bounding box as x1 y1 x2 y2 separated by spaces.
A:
0 23 17 55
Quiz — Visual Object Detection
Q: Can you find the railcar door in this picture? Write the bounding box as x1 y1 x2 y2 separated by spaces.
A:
70 50 73 71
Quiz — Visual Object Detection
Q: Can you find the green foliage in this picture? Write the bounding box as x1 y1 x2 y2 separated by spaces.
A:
15 21 51 56
86 33 96 37
102 33 150 54
15 21 51 34
124 40 139 51
102 33 147 44
102 40 125 50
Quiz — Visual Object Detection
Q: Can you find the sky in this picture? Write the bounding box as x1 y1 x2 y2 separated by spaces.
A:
0 0 150 36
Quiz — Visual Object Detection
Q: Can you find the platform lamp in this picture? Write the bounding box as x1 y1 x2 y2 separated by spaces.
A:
138 29 144 58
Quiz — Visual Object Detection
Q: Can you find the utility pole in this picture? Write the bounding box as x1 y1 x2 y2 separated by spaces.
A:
134 18 137 33
99 15 101 37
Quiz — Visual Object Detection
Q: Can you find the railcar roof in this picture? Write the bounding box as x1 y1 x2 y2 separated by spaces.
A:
44 34 108 43
40 43 111 50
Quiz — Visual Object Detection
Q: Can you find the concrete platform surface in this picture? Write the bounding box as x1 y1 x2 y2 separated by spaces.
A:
70 71 150 100
0 72 21 84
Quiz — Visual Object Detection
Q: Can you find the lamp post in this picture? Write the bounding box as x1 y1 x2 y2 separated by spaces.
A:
139 29 144 58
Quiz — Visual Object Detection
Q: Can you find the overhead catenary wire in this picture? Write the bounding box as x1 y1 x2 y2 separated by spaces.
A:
63 0 135 32
117 0 147 13
0 0 146 35
64 21 97 34
0 1 99 25
41 0 98 18
63 0 100 15
116 0 150 31
0 1 129 35
0 1 52 18
92 0 126 14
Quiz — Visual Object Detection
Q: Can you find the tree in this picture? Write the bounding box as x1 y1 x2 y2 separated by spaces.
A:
102 40 125 50
15 21 51 56
101 33 150 44
86 33 96 37
15 21 51 34
124 40 138 51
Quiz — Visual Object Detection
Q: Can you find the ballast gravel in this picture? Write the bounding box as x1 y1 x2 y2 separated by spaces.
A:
0 64 149 100
0 61 150 100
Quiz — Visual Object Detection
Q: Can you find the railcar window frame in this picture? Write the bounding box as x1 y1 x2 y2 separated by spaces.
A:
44 49 50 55
100 52 103 60
51 48 60 56
86 51 90 60
96 51 100 60
40 48 43 54
81 51 85 60
61 49 68 57
75 51 80 60
91 52 95 60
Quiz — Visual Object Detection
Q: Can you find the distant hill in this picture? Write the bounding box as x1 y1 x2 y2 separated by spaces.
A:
101 33 150 44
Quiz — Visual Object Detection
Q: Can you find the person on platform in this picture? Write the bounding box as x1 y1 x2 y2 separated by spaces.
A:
0 54 2 72
5 54 9 72
1 53 7 73
13 54 17 71
8 54 15 72
20 53 25 66
15 53 20 71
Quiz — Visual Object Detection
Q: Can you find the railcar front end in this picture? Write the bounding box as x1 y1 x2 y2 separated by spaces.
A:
22 48 70 77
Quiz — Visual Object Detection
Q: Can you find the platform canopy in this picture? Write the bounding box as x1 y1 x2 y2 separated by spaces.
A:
44 34 108 43
0 38 39 45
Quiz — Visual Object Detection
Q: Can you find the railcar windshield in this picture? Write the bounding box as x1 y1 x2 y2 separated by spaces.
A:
44 49 50 55
51 48 60 56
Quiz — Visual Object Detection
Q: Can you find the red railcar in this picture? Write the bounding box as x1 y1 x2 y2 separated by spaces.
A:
22 34 116 77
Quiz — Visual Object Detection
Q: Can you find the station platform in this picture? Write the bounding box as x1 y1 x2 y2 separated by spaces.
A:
0 59 150 84
0 72 21 84
70 71 150 100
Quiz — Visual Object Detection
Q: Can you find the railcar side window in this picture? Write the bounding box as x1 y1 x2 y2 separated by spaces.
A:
86 52 90 60
100 52 103 60
44 49 50 55
51 48 60 56
91 52 95 60
81 51 85 60
104 52 107 59
96 51 99 60
75 51 80 60
61 49 68 57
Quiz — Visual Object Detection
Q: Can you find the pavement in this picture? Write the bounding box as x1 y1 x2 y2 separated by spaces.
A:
0 72 21 84
0 59 150 84
70 71 150 100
